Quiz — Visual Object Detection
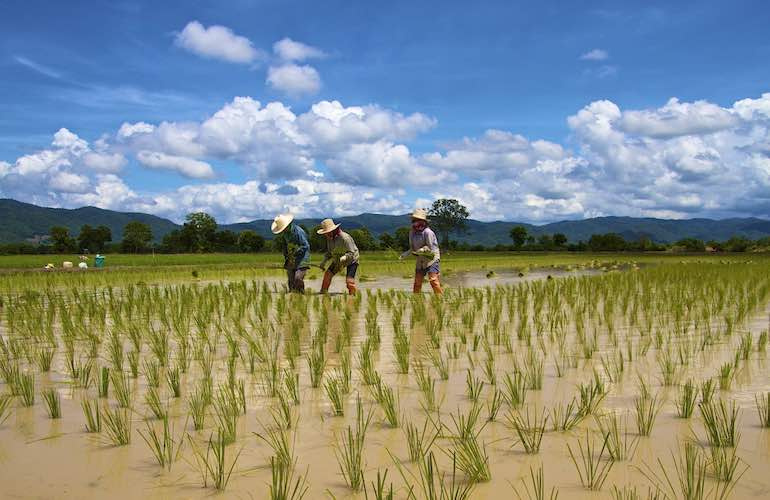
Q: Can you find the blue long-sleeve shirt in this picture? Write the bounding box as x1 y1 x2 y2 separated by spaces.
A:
281 223 310 269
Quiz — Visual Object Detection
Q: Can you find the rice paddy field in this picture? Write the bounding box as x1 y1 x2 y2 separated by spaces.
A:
1 253 769 499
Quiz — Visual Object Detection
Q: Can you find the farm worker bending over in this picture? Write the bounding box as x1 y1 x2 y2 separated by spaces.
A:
400 208 442 294
317 218 360 295
272 213 310 293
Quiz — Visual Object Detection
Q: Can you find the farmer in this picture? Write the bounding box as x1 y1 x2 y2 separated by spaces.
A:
271 213 310 293
317 218 360 295
400 208 442 294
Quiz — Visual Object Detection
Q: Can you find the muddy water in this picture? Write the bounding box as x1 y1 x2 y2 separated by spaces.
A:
1 270 769 499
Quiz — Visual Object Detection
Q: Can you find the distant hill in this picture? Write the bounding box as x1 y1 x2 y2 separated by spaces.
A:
2 198 769 246
0 199 178 243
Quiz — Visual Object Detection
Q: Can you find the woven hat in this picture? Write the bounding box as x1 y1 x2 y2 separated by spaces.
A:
317 218 341 234
411 208 428 221
271 213 294 234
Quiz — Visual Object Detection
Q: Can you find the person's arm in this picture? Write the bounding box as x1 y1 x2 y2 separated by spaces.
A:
340 233 359 263
426 228 440 264
294 226 310 265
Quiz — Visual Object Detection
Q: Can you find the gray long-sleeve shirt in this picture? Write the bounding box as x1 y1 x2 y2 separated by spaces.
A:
321 231 360 268
400 227 440 268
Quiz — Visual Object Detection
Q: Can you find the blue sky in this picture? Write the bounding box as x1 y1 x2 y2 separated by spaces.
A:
2 0 770 223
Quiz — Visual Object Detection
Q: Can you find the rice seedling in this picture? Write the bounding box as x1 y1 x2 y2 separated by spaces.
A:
718 362 735 391
42 388 61 419
110 370 132 409
145 387 166 420
502 371 527 408
333 396 373 491
676 379 698 418
755 392 770 427
549 398 584 432
657 351 680 386
511 464 559 500
700 399 740 447
447 425 491 483
707 445 747 487
188 385 208 430
403 417 439 462
466 369 484 402
392 450 474 500
393 330 411 374
609 485 663 500
166 365 181 398
506 407 548 454
486 388 504 421
142 359 161 388
634 390 662 437
482 342 497 385
102 406 132 446
189 428 242 490
127 350 139 378
577 378 607 417
0 394 13 425
81 398 101 432
638 441 707 500
307 343 326 389
365 469 393 500
372 377 400 427
18 372 35 407
427 348 449 381
268 456 310 500
213 387 239 445
415 361 438 410
97 366 110 398
596 412 638 461
138 414 185 470
36 347 55 372
758 330 768 354
523 348 544 390
567 430 615 491
325 376 345 416
700 379 716 405
255 419 295 469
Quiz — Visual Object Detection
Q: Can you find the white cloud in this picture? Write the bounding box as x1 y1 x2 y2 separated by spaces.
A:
266 64 322 96
273 38 325 61
619 98 738 138
14 56 62 79
136 151 215 179
175 21 263 64
580 49 609 61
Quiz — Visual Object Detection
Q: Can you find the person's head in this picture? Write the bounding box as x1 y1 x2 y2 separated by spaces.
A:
317 218 341 240
411 208 428 231
271 214 294 235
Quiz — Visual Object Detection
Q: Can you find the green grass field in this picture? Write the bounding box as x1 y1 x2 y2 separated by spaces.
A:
1 251 764 293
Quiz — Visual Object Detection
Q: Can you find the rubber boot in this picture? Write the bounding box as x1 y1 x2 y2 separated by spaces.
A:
413 272 425 293
428 272 442 294
346 278 357 295
320 271 333 293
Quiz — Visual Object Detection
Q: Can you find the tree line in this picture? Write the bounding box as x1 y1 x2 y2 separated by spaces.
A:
0 198 768 254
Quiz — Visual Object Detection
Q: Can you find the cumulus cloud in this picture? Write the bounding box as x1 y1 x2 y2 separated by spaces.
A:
136 151 215 179
266 64 322 96
580 49 609 61
175 21 263 64
273 38 325 61
4 93 770 223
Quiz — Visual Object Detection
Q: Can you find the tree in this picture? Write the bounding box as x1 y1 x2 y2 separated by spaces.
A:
50 226 76 253
553 233 568 248
538 234 554 249
510 226 528 248
121 221 152 253
349 227 377 251
394 227 411 251
237 230 265 252
588 233 627 251
184 212 217 252
379 232 395 250
428 199 470 247
77 224 112 252
674 238 705 252
212 230 238 252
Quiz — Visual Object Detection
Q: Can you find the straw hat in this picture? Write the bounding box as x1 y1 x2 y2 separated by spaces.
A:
317 218 341 234
271 213 294 234
411 208 428 221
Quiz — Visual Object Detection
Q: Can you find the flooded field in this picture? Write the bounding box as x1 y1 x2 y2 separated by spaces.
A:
1 259 769 499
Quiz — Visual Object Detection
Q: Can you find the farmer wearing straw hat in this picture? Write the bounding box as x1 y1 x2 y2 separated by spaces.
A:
317 218 360 294
272 213 311 293
399 208 442 294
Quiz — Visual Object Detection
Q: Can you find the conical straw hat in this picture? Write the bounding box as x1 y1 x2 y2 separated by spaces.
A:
317 218 341 234
271 213 294 234
411 208 428 221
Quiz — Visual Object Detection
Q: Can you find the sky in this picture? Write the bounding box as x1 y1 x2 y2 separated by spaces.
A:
1 0 770 224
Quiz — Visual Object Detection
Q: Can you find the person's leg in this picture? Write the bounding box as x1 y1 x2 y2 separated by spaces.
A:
345 263 358 295
413 270 425 293
428 272 442 294
286 269 295 292
293 268 307 293
320 271 333 293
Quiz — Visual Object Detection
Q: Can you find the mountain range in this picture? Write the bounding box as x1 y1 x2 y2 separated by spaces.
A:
2 198 769 246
